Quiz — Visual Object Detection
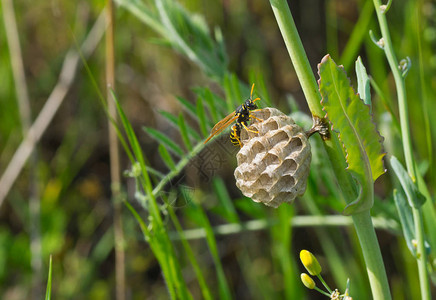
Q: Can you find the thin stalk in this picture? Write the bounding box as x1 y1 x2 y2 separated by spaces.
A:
412 207 429 298
2 0 42 297
268 1 391 299
371 0 415 180
371 0 430 298
106 2 126 300
0 12 106 207
168 215 398 241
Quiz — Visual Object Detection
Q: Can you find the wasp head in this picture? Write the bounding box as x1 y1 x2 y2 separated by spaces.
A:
245 99 258 111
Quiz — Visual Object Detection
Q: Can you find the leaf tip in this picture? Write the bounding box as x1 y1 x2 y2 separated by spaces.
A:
320 54 331 64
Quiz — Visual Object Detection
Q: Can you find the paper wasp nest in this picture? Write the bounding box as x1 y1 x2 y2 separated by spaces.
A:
234 108 311 208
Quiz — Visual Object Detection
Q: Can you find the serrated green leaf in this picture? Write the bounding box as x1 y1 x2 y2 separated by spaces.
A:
318 55 386 214
356 56 371 109
390 156 426 208
319 55 386 181
144 127 184 157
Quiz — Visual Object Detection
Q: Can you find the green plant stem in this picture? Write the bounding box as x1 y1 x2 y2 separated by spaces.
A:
168 215 398 241
372 1 430 298
269 0 322 117
316 274 332 294
352 211 391 299
371 0 415 180
412 206 430 299
314 286 331 297
269 1 392 299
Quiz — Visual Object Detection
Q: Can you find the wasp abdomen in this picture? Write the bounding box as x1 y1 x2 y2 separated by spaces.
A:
230 124 242 147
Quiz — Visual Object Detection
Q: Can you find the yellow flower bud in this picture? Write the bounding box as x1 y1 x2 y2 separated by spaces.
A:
300 250 322 275
300 273 316 289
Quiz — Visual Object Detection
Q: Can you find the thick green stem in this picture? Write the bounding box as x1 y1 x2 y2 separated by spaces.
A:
352 212 391 299
269 0 322 116
372 1 430 298
412 207 430 299
269 1 392 299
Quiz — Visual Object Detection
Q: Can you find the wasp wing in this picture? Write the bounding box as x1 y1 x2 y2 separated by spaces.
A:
203 112 238 144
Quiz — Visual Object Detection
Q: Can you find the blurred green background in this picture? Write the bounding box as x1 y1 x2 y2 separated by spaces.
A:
0 0 435 298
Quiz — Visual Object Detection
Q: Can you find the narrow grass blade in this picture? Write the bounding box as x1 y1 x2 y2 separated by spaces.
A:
125 200 189 299
175 95 197 116
167 203 213 300
270 206 303 299
44 255 53 300
144 127 184 157
390 156 425 208
111 90 162 221
196 97 209 137
178 113 192 151
233 198 267 219
154 0 227 80
249 70 272 107
183 191 232 299
212 177 239 223
159 110 201 140
202 88 219 123
223 73 239 112
158 144 176 171
230 73 242 107
339 0 374 70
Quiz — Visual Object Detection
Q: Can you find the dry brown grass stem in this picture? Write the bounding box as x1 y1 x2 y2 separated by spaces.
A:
2 0 41 297
0 12 106 207
105 1 126 299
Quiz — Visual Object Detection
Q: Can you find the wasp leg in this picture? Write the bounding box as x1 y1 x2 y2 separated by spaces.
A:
248 109 264 122
241 122 258 134
250 115 264 122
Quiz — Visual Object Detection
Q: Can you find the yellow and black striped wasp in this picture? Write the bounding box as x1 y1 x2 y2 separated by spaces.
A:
204 84 262 147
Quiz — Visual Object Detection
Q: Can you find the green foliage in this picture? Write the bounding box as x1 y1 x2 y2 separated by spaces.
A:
390 156 426 209
144 127 185 157
1 0 436 298
116 0 228 80
393 189 419 256
318 55 385 214
355 56 371 109
45 255 52 300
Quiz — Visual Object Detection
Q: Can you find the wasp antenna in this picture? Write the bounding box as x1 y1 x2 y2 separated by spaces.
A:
252 97 261 102
250 83 255 99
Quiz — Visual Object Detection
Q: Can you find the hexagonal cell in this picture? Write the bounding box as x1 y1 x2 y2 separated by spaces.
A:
234 107 311 208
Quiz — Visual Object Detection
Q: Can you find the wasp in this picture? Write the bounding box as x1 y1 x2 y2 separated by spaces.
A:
204 84 262 147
